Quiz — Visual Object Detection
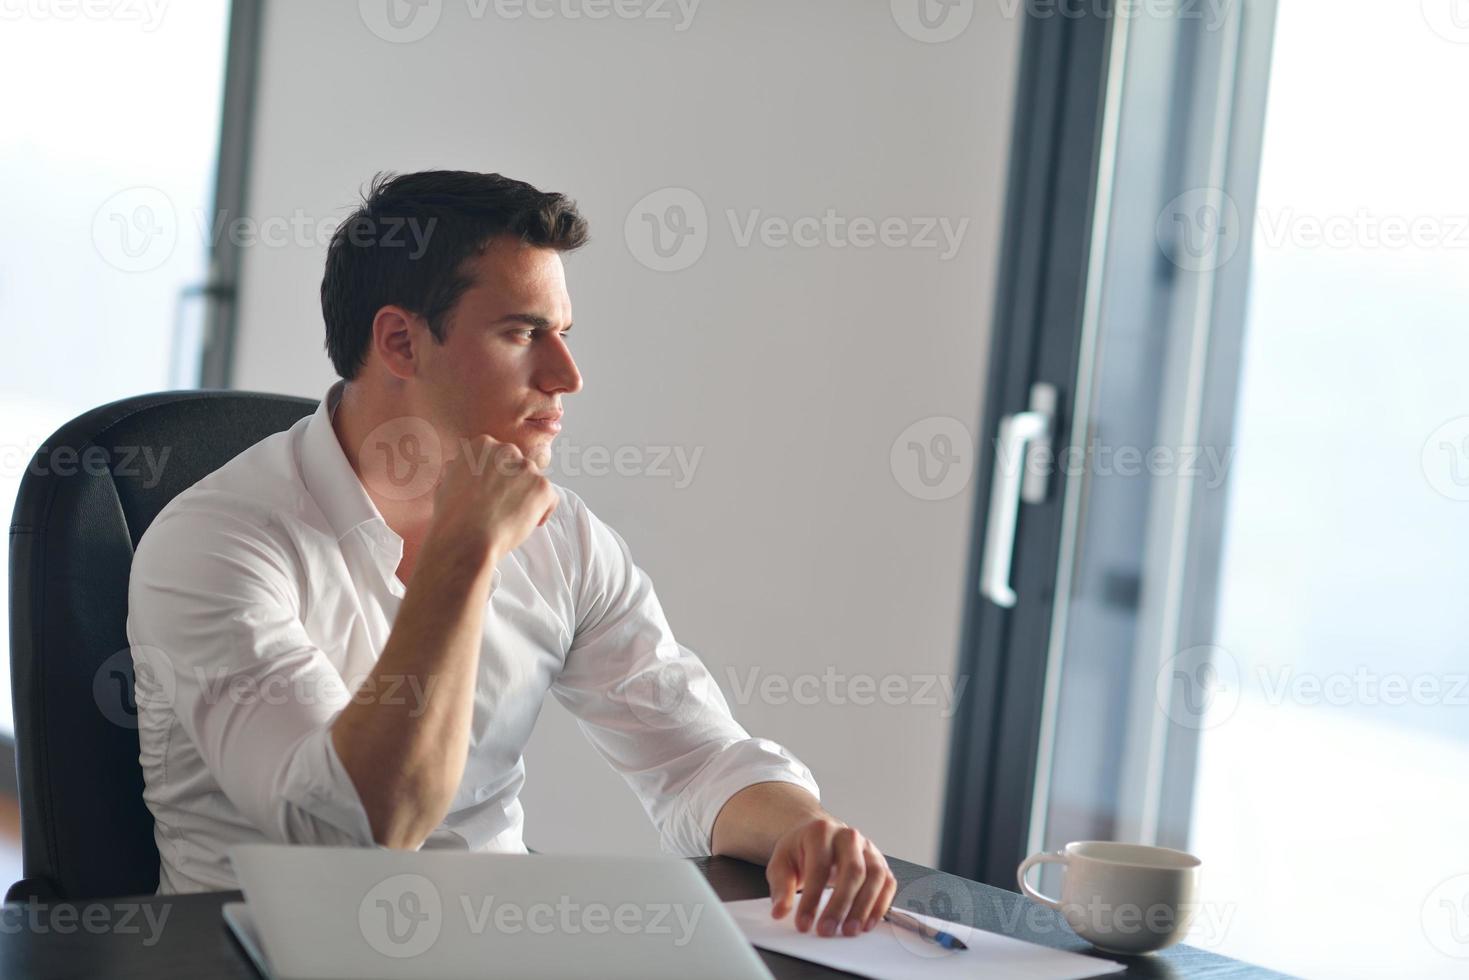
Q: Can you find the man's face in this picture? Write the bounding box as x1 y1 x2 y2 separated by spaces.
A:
414 236 581 469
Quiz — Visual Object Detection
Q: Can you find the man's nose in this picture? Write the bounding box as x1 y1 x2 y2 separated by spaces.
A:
538 333 582 394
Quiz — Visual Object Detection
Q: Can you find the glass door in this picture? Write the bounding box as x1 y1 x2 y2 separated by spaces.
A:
1019 1 1469 976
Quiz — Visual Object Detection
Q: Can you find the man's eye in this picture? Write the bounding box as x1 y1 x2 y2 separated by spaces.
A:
513 330 534 340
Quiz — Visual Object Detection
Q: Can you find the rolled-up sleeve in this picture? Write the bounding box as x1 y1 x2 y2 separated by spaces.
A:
126 503 376 848
549 490 820 856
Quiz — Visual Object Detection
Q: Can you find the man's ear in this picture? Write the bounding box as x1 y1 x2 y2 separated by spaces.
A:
370 305 424 381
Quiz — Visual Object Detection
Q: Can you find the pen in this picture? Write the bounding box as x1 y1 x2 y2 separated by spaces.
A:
882 907 969 950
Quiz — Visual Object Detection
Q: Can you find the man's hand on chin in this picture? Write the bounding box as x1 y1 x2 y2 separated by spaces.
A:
765 816 897 938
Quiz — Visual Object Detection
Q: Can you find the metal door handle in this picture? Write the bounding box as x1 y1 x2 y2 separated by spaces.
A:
979 384 1056 608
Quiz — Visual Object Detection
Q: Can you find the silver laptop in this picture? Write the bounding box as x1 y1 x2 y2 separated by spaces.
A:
224 844 774 980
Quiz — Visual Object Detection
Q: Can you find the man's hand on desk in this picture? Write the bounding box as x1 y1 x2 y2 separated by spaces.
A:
711 781 897 939
767 815 898 939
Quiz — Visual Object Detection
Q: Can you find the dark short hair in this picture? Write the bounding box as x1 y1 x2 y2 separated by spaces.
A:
321 170 589 379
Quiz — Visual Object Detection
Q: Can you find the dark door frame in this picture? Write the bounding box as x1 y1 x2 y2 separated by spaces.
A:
939 1 1117 887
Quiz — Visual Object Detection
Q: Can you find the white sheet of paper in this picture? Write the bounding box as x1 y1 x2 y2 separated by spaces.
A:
724 888 1127 980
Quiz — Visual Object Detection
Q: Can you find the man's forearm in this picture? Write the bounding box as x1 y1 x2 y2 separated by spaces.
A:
330 531 499 849
710 781 828 864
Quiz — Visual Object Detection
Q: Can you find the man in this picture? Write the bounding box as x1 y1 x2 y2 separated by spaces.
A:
127 170 896 939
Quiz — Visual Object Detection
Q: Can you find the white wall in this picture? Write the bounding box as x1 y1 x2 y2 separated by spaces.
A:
234 0 1020 865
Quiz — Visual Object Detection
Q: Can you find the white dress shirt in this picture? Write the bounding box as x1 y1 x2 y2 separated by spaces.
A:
126 380 819 894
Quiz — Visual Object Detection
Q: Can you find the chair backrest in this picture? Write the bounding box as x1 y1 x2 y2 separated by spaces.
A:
7 389 317 901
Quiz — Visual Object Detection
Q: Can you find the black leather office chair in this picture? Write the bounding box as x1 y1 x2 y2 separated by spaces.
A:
6 390 318 902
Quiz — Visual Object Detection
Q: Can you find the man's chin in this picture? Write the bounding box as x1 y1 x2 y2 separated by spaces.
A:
525 439 554 472
481 427 553 471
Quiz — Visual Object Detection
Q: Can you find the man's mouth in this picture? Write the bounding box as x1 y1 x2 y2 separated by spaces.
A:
524 411 563 433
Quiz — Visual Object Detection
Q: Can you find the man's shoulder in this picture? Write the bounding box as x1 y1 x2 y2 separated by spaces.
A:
548 481 586 517
135 425 319 560
544 482 612 546
540 483 634 571
535 481 584 552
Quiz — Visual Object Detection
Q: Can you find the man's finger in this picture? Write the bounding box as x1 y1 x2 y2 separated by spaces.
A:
846 852 889 936
795 844 833 933
767 853 799 918
817 829 866 937
866 874 898 931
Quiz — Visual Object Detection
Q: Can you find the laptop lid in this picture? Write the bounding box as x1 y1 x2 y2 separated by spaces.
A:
228 844 774 980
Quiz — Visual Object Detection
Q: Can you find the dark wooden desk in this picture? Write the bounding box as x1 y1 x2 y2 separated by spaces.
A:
0 854 1290 978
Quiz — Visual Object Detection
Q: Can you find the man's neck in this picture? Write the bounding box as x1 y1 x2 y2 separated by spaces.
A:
331 379 438 544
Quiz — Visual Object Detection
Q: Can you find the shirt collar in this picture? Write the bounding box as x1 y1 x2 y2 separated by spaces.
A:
300 380 404 560
298 381 501 594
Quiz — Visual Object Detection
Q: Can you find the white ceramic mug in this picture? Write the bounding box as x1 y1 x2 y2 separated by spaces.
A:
1016 841 1201 955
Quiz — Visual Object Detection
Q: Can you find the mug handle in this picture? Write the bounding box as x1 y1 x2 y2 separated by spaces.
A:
1017 850 1068 910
